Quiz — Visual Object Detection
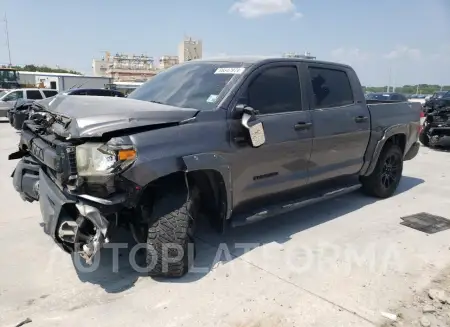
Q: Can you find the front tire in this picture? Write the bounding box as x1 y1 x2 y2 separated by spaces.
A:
361 144 403 198
145 189 198 278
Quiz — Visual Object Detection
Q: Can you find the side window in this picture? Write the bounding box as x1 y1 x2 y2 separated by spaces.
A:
26 90 43 100
398 94 407 101
3 91 23 101
43 90 58 97
247 66 302 115
308 67 354 109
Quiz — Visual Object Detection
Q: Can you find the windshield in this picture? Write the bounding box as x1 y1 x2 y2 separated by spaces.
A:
127 61 247 110
0 91 6 98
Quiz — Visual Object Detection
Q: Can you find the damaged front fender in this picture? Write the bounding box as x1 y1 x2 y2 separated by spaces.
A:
182 153 233 222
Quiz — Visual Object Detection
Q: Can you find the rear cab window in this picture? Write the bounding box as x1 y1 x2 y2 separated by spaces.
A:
308 66 354 109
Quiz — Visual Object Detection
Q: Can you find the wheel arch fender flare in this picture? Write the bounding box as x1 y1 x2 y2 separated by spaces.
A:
361 124 408 176
182 153 233 222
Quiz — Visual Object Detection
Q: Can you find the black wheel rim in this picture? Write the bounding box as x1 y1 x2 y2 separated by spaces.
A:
381 154 400 189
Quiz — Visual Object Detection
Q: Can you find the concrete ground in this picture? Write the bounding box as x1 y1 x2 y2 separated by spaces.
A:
0 121 449 327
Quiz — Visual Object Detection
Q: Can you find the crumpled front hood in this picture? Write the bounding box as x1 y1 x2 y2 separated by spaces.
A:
36 94 199 138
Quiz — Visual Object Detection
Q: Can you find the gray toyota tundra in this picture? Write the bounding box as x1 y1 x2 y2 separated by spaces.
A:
9 57 420 277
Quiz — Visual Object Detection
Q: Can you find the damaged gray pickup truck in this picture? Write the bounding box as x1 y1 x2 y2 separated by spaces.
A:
9 57 420 277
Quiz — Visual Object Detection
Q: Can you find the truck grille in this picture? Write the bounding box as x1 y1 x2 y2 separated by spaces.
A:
21 127 77 182
66 146 77 175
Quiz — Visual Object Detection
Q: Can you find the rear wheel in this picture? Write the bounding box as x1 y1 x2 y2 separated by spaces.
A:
361 144 403 198
145 189 199 278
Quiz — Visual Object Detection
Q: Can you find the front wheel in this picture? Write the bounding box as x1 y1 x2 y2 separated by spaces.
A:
361 144 403 198
145 189 199 278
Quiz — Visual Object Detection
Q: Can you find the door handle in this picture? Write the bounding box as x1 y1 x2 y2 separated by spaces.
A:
294 122 313 130
354 116 369 123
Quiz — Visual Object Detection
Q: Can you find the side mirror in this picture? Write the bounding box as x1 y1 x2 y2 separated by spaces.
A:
236 104 266 147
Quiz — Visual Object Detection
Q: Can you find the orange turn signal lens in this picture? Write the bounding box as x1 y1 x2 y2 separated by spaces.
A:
118 149 137 161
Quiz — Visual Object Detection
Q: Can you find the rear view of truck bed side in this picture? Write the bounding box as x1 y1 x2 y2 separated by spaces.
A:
361 101 421 177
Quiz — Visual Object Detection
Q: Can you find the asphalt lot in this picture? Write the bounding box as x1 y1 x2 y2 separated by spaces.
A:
1 121 450 327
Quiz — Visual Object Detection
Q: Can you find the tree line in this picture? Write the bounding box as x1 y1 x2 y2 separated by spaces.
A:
11 64 82 75
364 84 450 95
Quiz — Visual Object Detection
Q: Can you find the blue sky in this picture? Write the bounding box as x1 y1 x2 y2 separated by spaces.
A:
1 0 449 86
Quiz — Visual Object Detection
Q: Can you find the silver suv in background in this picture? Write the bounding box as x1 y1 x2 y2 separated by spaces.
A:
0 88 58 117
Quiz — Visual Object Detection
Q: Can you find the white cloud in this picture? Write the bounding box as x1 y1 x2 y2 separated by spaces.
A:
384 45 422 60
292 11 303 20
230 0 301 19
330 47 371 63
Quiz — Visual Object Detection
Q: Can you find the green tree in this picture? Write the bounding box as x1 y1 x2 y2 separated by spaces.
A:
11 64 81 75
364 84 450 94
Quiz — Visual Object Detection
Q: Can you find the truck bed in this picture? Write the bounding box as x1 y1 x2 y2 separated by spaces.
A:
366 101 420 163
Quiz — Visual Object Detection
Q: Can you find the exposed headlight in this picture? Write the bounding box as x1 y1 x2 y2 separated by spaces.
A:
76 142 137 176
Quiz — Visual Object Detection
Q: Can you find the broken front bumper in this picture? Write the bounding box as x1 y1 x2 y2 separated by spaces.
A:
12 157 127 262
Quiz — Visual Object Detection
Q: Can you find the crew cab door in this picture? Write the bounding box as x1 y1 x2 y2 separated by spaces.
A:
303 64 370 183
229 62 313 212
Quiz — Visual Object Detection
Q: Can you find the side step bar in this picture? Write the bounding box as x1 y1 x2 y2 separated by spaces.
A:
231 184 361 228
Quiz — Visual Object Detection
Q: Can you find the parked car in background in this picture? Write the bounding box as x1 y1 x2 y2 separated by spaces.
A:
424 91 450 110
62 88 125 97
408 94 428 105
365 92 408 102
9 57 420 277
0 88 58 117
420 96 450 147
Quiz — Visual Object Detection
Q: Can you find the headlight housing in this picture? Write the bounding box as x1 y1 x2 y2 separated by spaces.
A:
76 142 137 177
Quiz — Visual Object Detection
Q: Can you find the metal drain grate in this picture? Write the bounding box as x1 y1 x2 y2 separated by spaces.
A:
400 212 450 234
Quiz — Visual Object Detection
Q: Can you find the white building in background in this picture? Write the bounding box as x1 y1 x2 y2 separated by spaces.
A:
92 58 110 77
178 37 202 63
159 56 179 69
92 52 157 82
19 71 111 91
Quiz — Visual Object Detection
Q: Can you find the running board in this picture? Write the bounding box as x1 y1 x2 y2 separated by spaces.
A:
231 184 361 228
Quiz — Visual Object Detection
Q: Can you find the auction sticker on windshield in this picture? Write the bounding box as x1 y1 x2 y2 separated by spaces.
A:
214 67 245 75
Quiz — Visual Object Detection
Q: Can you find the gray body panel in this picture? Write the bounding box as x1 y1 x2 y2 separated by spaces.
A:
121 58 419 220
121 110 230 187
361 101 420 175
